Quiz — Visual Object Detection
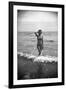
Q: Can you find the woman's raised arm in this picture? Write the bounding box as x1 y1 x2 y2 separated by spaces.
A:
34 32 38 37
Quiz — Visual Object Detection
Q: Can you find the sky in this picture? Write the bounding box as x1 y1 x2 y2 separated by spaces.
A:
17 10 58 32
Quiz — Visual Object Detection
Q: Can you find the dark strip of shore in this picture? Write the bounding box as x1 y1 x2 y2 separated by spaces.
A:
17 54 58 80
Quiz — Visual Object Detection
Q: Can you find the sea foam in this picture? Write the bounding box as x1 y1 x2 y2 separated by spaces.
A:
18 52 58 62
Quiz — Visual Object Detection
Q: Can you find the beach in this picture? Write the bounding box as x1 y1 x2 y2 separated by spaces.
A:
17 31 58 80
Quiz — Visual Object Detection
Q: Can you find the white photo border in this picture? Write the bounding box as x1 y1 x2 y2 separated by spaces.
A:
13 5 62 85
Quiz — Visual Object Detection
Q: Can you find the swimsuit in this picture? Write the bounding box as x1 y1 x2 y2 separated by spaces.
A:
37 34 43 50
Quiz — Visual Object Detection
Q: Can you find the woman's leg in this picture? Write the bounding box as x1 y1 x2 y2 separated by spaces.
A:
39 46 43 56
37 46 40 55
37 46 41 56
40 44 43 55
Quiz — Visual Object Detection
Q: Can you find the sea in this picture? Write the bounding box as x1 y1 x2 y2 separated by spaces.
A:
17 31 58 57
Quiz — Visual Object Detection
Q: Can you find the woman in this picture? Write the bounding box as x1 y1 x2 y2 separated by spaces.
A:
34 29 43 55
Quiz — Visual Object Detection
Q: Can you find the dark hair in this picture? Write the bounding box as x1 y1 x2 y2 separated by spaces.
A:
38 29 42 34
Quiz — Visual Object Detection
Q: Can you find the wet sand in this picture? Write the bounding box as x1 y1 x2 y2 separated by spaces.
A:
18 54 58 80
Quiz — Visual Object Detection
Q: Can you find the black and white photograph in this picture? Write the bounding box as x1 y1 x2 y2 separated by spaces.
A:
17 10 58 80
9 2 64 88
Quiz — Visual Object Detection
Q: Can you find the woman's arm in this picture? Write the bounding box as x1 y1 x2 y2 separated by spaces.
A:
34 32 38 37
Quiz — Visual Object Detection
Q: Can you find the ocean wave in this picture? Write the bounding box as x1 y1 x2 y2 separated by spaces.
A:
17 52 58 63
34 56 57 62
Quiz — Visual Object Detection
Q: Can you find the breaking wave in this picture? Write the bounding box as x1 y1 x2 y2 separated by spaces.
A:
17 52 58 63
